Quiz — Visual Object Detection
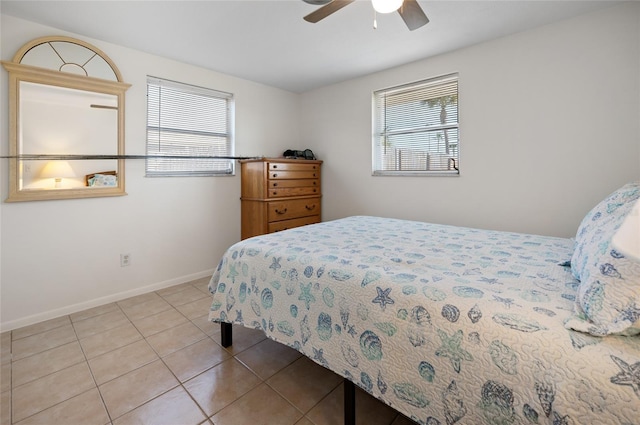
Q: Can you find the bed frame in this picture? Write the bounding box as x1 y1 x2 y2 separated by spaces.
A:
220 322 357 424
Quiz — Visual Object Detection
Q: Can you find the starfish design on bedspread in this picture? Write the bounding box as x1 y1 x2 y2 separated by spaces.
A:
609 355 640 398
269 256 282 272
226 263 239 283
435 329 474 373
299 282 316 310
372 287 395 311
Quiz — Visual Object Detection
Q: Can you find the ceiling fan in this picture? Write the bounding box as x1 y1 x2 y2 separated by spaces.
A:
303 0 429 31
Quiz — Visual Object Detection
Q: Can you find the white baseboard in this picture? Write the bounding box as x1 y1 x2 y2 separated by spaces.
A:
0 269 215 332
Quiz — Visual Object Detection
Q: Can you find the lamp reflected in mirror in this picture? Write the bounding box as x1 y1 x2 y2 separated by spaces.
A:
40 160 76 188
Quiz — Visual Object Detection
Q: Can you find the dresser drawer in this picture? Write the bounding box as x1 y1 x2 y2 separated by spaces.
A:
268 185 320 198
269 162 320 172
268 215 320 233
267 198 321 222
268 170 319 180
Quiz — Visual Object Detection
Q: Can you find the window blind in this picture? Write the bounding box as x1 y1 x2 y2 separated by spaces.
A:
146 77 234 176
373 73 459 175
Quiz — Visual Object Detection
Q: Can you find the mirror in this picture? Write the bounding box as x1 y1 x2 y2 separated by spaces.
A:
2 36 130 202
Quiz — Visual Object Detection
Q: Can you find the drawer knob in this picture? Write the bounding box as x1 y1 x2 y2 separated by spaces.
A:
275 208 288 215
273 165 278 169
313 173 316 177
272 173 278 178
305 204 316 211
273 191 278 195
313 189 317 192
273 183 278 187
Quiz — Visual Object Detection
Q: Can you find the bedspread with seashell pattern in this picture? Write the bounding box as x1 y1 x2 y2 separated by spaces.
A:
208 216 640 425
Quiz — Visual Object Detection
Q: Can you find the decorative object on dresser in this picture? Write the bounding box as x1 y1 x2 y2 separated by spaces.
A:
240 157 322 240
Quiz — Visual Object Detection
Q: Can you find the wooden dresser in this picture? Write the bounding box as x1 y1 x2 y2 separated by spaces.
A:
240 158 322 240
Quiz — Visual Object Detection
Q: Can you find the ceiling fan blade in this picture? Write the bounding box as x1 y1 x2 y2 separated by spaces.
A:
398 0 429 31
303 0 355 23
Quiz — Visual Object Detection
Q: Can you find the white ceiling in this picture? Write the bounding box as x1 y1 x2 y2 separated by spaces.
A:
1 0 624 93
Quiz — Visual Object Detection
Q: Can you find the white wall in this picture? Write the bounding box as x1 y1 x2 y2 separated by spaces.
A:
301 2 640 238
0 15 301 330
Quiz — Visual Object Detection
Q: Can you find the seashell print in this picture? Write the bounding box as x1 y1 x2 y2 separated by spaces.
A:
552 412 572 425
288 268 299 281
442 304 460 323
467 305 482 323
406 252 426 259
522 404 539 423
225 288 236 312
600 263 622 278
316 312 333 341
391 273 417 284
377 371 388 394
374 322 397 337
361 372 373 393
535 381 555 417
360 330 383 361
468 332 481 345
300 315 311 345
423 287 447 302
250 300 261 317
277 321 295 337
357 303 370 321
497 270 520 278
304 265 313 278
489 340 518 375
402 285 417 295
397 309 409 321
290 304 298 318
320 255 339 262
340 341 359 367
425 418 441 425
322 287 335 307
210 299 222 311
217 282 226 293
453 286 484 299
410 306 432 326
285 279 296 296
492 313 548 333
268 318 274 332
245 247 261 257
334 324 342 334
610 249 624 259
328 269 353 282
317 266 325 278
339 300 350 328
261 288 274 310
408 326 426 347
418 361 436 382
520 290 550 303
271 280 281 290
238 282 247 303
532 307 556 317
241 262 249 277
569 331 601 350
478 380 516 424
392 382 429 408
443 380 467 425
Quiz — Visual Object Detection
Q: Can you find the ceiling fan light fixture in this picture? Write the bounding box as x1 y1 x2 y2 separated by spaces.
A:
371 0 403 14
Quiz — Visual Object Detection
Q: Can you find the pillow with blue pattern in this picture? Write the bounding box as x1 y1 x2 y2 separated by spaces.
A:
566 182 640 336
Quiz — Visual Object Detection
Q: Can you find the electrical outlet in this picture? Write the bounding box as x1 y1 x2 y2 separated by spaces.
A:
120 253 131 267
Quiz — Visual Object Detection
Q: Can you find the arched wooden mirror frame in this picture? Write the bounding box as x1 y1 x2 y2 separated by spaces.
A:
2 36 131 202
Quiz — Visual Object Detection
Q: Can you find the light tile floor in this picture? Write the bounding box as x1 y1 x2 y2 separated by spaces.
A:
0 277 418 425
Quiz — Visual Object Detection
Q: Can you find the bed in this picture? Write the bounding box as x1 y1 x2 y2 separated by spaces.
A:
208 182 640 425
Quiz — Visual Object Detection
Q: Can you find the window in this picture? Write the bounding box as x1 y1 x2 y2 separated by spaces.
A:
146 77 234 176
372 73 459 176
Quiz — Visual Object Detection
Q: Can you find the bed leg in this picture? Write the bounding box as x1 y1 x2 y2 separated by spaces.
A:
220 322 232 347
344 379 355 425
